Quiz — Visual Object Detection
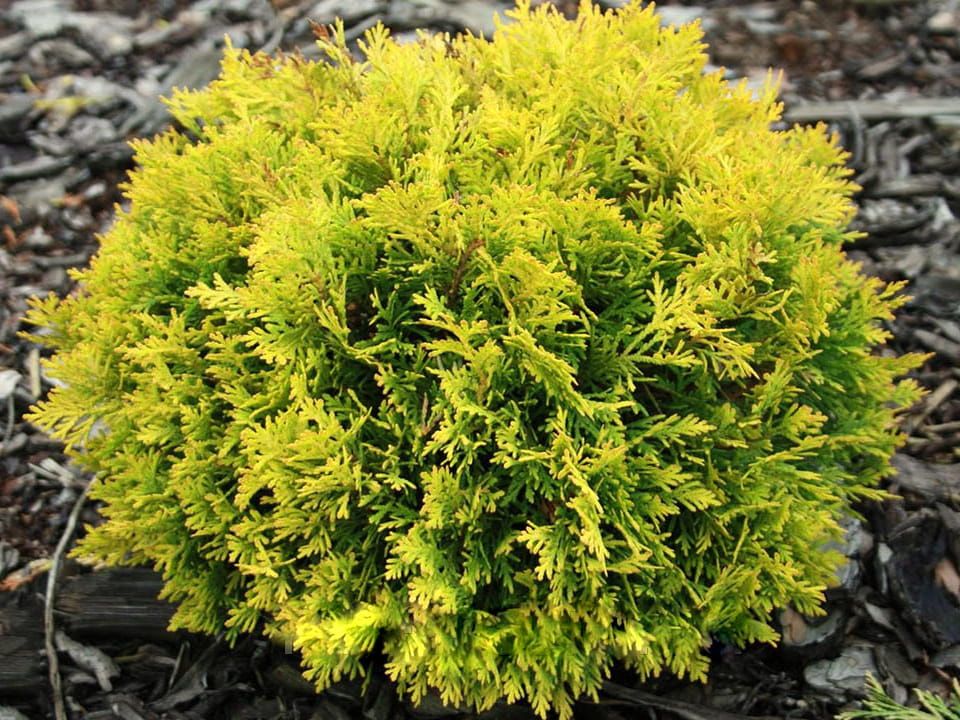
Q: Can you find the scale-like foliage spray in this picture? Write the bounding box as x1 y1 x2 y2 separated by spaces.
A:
28 2 922 716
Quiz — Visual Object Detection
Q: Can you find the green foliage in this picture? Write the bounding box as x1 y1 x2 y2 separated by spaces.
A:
838 676 960 720
27 2 923 716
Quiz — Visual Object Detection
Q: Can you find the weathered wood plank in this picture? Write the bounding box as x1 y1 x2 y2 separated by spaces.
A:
0 598 45 693
0 567 173 694
56 568 174 638
784 97 960 124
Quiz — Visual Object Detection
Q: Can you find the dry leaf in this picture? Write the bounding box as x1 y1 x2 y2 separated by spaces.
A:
935 557 960 599
0 558 49 592
0 195 20 224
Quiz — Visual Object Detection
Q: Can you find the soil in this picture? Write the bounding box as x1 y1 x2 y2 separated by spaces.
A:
0 1 958 718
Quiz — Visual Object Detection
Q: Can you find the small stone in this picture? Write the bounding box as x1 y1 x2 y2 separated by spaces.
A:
655 6 715 31
391 30 421 46
192 0 256 19
9 176 67 219
223 0 274 21
89 28 134 58
67 116 117 151
780 606 845 652
81 180 109 202
28 39 96 68
442 0 510 37
0 433 28 455
928 10 958 34
804 643 879 698
68 76 139 113
61 205 94 232
307 0 386 24
10 1 134 56
745 19 786 36
8 0 71 36
41 266 67 289
29 134 74 157
0 155 72 183
134 74 164 98
52 486 77 510
729 3 779 22
825 516 871 594
134 11 204 50
0 32 30 60
23 226 54 250
0 94 34 131
67 14 136 58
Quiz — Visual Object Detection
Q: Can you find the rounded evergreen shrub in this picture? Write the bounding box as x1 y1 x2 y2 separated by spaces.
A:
28 2 922 716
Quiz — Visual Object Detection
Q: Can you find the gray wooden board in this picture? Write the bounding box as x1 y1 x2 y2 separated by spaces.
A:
0 567 172 694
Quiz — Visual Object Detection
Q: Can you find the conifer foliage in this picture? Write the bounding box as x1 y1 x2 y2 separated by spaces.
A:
28 2 922 716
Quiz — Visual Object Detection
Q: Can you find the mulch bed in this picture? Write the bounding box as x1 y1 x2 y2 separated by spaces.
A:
0 0 958 718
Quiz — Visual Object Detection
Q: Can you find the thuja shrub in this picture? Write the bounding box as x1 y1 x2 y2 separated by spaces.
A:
28 1 922 716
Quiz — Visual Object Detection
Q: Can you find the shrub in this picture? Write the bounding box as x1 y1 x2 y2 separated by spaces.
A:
27 1 922 716
838 676 960 720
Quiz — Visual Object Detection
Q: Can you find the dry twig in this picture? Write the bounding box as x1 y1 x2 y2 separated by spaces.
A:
44 484 90 720
600 681 783 720
785 97 960 124
904 378 958 435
